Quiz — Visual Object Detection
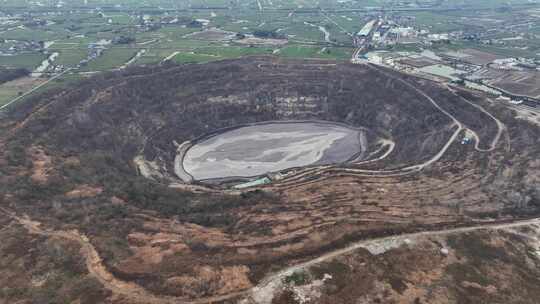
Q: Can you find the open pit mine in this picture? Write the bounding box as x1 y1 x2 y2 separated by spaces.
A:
1 57 540 304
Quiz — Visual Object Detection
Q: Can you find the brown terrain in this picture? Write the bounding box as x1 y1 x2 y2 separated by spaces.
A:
475 67 540 99
0 56 539 303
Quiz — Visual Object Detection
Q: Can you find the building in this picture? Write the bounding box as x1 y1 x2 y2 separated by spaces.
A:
391 27 415 38
357 20 376 37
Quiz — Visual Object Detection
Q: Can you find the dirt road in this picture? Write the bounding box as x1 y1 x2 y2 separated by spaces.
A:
320 9 353 37
271 64 467 185
248 217 540 303
304 21 332 43
162 51 180 63
446 84 506 152
0 207 247 304
0 68 73 111
366 64 465 172
3 205 540 304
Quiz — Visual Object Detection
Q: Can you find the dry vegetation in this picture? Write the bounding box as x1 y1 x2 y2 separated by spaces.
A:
0 56 539 303
269 227 540 304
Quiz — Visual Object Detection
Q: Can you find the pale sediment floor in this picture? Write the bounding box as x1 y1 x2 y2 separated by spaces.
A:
182 122 365 180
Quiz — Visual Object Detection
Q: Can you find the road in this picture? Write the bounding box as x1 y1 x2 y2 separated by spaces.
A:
2 205 539 304
119 49 146 69
353 139 395 165
275 63 465 182
446 84 506 152
304 22 332 43
0 207 246 304
320 9 353 37
267 62 510 188
319 25 331 43
0 68 73 111
366 64 464 172
248 217 540 303
162 51 180 63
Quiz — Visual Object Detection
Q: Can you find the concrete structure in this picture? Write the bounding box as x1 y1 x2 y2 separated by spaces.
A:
357 20 376 37
233 177 271 189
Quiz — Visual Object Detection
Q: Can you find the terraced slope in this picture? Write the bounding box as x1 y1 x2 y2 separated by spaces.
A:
0 57 539 303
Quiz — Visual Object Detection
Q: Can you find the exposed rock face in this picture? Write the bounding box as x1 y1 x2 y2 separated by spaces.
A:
1 57 540 303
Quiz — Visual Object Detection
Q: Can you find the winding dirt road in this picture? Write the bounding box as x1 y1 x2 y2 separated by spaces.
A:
248 217 540 303
0 207 246 304
366 64 465 172
445 84 506 152
270 64 467 183
272 64 506 184
3 205 539 304
0 62 516 304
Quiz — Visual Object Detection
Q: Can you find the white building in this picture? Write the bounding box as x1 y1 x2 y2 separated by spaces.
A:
391 27 415 37
357 20 376 37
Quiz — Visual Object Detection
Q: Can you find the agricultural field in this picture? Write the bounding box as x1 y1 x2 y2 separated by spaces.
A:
0 0 538 115
1 1 539 69
0 0 538 111
0 53 47 69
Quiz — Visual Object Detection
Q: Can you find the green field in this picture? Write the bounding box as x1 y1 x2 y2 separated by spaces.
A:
53 49 89 67
280 45 352 59
0 73 84 107
0 53 47 69
81 48 139 71
1 0 540 105
0 87 20 106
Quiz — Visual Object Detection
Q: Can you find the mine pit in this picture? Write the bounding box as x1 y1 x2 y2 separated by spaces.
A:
4 56 540 304
181 121 369 181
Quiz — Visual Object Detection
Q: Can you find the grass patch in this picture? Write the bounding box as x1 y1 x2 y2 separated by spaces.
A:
172 52 221 64
2 28 69 41
0 87 21 106
279 45 352 59
81 48 139 71
0 73 82 107
53 49 89 67
283 271 309 286
196 46 274 58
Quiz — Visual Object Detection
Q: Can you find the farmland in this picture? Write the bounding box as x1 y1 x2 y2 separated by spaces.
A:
1 0 539 107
